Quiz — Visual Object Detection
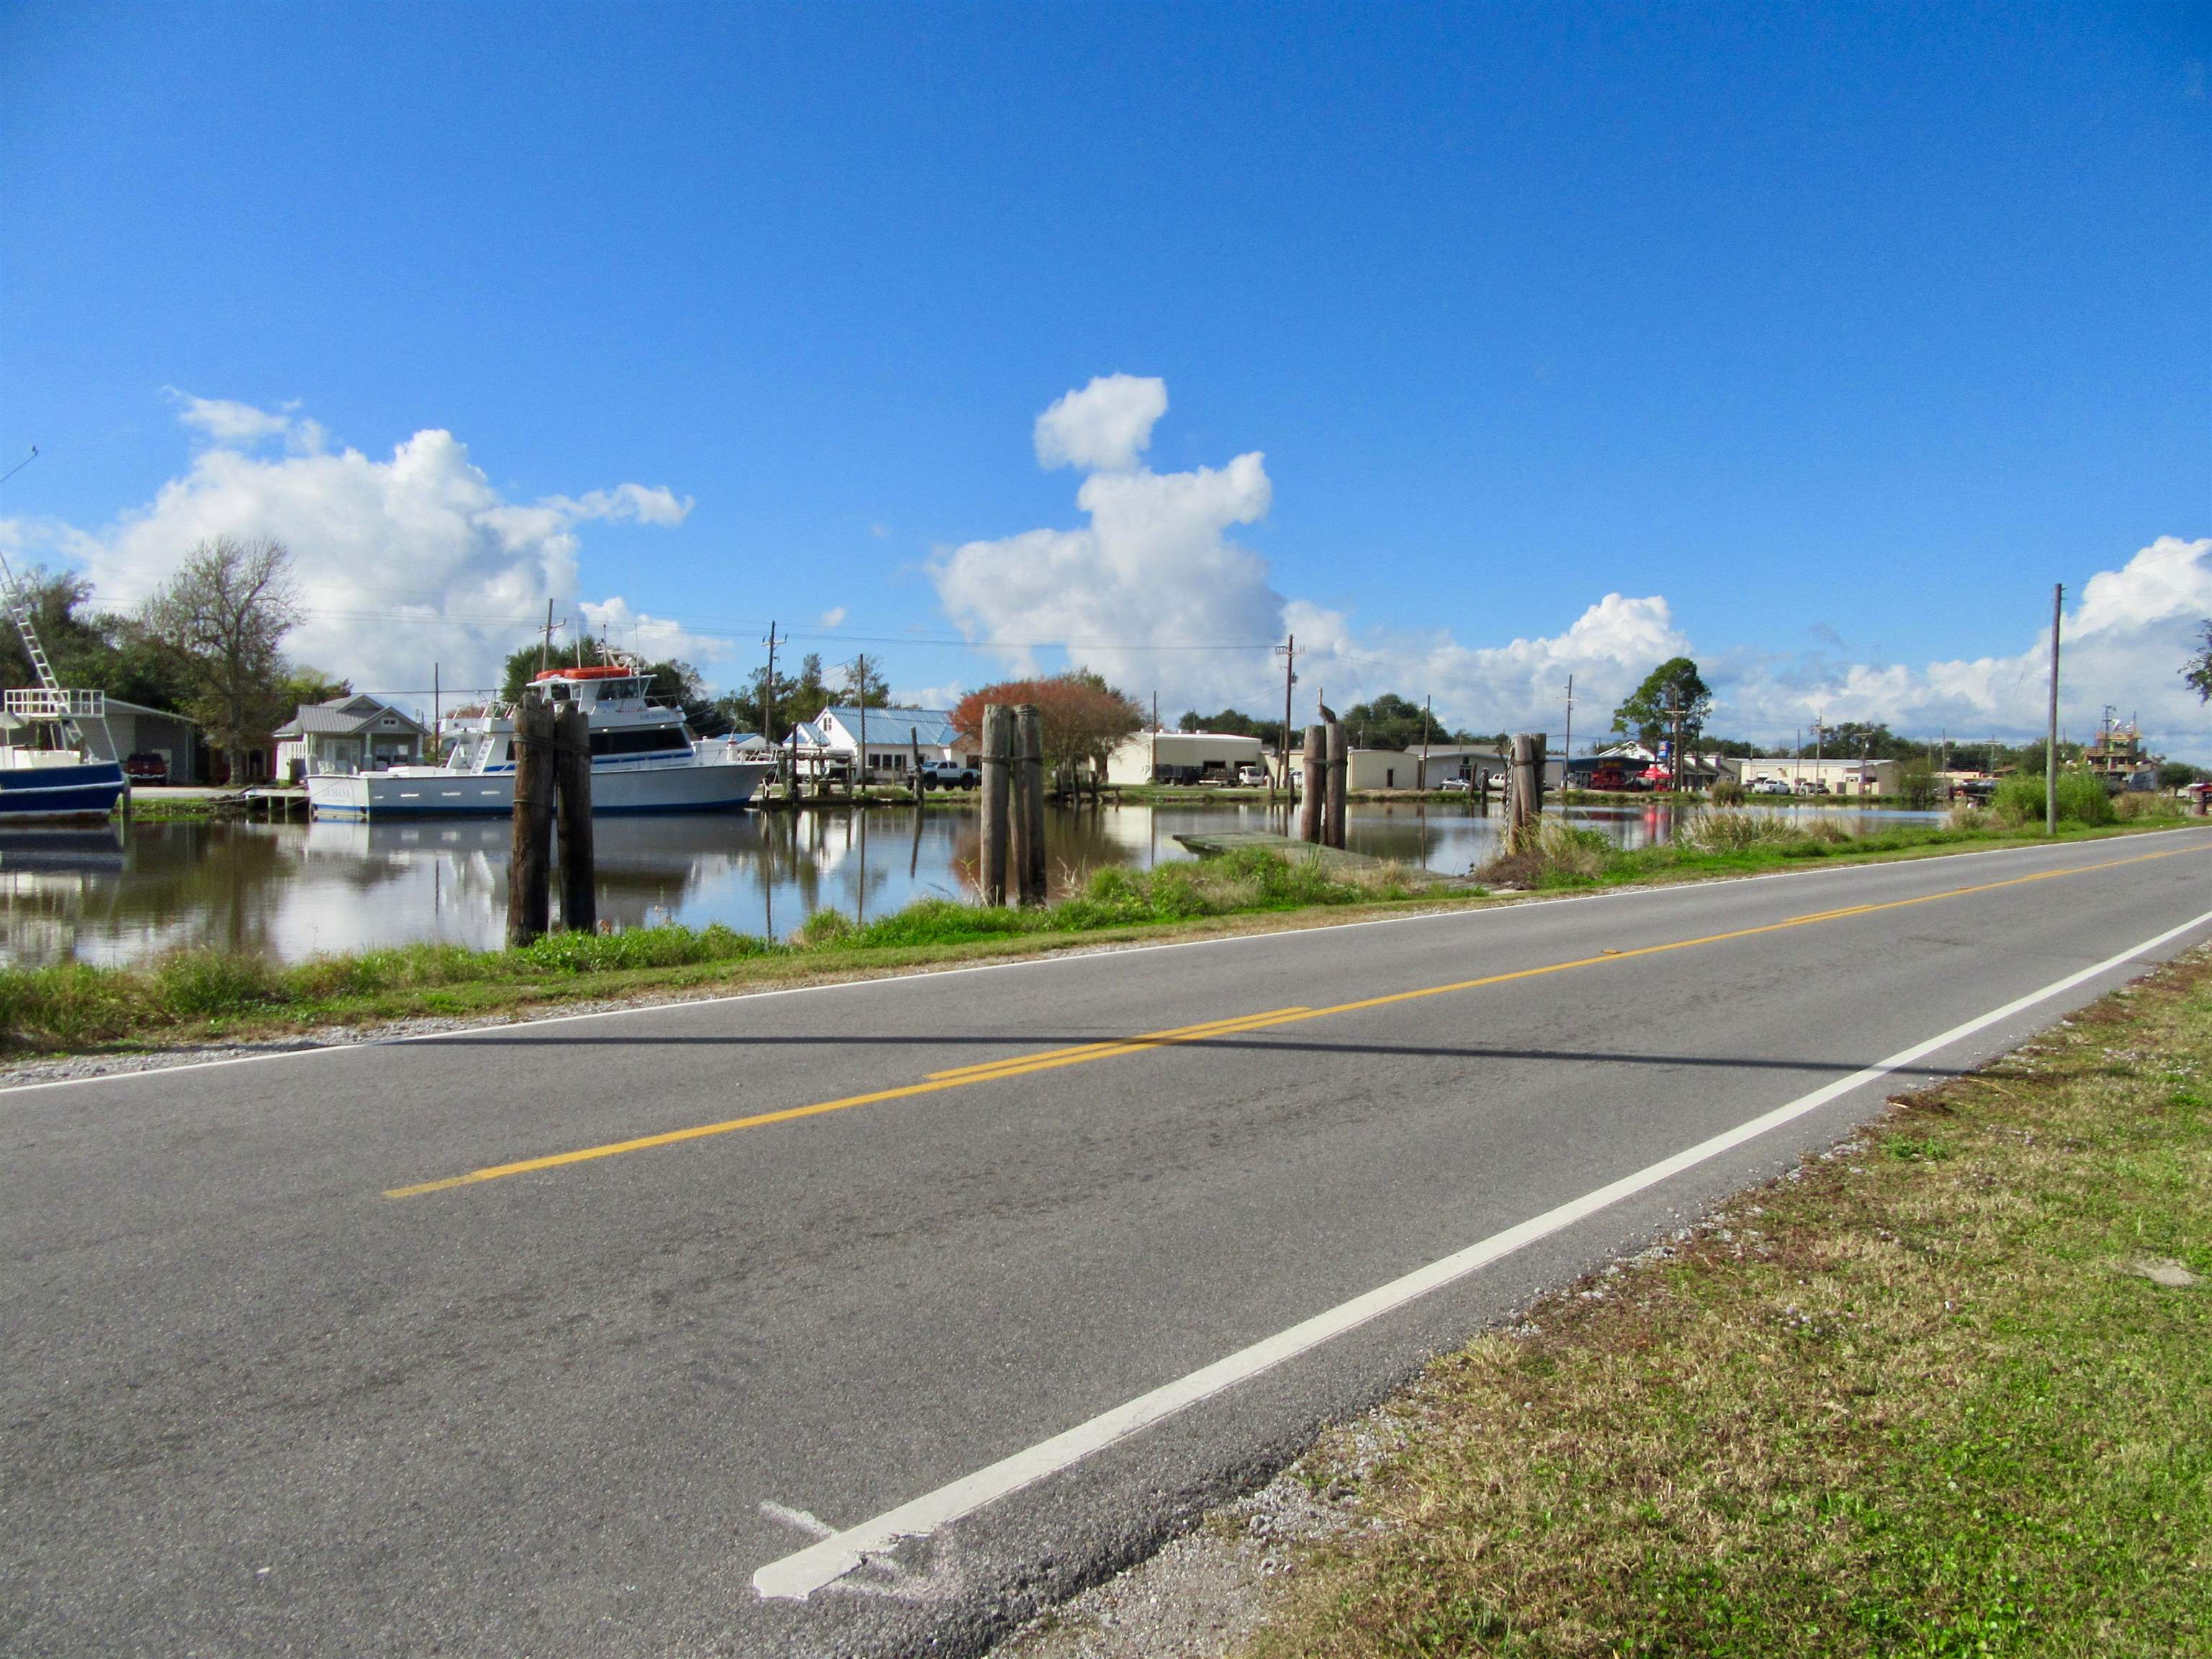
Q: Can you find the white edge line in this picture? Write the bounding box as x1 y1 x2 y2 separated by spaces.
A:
750 904 2212 1601
5 825 2204 1100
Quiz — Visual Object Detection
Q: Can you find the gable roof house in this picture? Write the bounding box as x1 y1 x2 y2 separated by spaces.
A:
273 695 431 781
808 707 967 778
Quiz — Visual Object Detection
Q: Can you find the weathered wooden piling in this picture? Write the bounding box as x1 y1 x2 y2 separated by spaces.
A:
1323 720 1348 849
506 695 556 946
554 701 595 934
1507 731 1545 850
1298 724 1324 842
979 703 1012 904
1015 703 1048 905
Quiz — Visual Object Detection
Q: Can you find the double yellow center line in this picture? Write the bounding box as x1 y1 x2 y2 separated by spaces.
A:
386 838 2208 1198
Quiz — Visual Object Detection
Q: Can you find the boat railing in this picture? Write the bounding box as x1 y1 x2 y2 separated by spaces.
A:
5 688 106 721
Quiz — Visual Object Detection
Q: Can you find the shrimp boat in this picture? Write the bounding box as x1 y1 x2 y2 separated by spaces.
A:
0 550 127 822
305 662 774 820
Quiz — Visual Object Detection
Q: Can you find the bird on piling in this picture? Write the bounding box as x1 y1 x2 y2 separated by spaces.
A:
1318 701 1337 724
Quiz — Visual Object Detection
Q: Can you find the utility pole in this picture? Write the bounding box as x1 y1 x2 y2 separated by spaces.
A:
762 620 783 790
2046 582 2063 835
539 600 561 677
1562 674 1574 794
1275 636 1299 793
1419 693 1433 791
856 652 867 797
1814 713 1825 794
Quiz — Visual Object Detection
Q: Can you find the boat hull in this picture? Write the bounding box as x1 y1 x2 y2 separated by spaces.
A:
0 760 127 821
306 759 774 820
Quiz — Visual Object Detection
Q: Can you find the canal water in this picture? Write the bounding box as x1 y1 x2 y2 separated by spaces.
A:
0 801 1945 968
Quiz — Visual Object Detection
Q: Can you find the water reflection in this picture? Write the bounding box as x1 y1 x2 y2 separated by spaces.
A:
0 800 1945 968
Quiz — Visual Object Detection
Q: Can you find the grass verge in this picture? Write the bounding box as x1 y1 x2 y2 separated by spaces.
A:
3 816 2202 1058
1248 948 2212 1658
0 847 1421 1053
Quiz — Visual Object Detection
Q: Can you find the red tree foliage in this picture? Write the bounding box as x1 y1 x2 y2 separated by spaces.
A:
950 673 1146 781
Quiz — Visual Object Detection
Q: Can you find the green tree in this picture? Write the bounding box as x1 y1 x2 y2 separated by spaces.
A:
2183 621 2212 703
1341 692 1434 751
832 654 891 713
1611 657 1712 749
1176 707 1264 735
1794 721 1919 761
0 566 194 711
141 536 301 785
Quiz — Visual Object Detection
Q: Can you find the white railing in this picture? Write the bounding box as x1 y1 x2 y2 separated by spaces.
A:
4 688 105 721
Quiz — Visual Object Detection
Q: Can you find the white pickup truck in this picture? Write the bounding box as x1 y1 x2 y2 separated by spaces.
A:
917 760 980 790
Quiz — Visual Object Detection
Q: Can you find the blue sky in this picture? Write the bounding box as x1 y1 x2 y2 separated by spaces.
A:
2 3 2206 750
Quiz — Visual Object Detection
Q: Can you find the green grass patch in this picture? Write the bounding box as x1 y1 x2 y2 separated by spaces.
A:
1 818 2198 1056
1246 950 2212 1658
0 847 1416 1052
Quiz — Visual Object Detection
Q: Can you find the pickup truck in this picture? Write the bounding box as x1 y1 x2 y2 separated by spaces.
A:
917 760 979 790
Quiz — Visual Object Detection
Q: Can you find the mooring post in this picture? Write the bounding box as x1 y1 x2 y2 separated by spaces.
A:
1015 703 1048 905
1299 724 1324 843
980 703 1011 904
507 695 556 946
554 701 595 934
1324 720 1348 849
1508 732 1543 851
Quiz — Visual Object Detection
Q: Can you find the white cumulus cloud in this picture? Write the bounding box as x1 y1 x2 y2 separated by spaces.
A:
22 395 711 701
1716 536 2212 756
1033 373 1170 472
933 381 1277 707
935 378 2212 757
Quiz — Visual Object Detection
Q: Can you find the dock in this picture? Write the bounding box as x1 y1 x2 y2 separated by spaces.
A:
1171 829 1481 889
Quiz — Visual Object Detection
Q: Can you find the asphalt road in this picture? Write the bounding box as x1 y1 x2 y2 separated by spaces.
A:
9 827 2212 1657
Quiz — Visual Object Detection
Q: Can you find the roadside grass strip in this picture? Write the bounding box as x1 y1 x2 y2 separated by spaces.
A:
1241 954 2212 1658
388 840 2209 1199
1 822 2202 1058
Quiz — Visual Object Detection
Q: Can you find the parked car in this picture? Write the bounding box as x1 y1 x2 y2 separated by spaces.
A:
1234 763 1272 787
1748 776 1793 796
918 760 979 789
1438 775 1473 793
122 752 168 785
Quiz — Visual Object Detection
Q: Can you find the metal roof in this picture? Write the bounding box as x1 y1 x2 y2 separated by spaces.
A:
819 707 961 749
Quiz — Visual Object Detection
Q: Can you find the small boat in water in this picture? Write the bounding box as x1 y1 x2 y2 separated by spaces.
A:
0 552 127 821
306 662 775 820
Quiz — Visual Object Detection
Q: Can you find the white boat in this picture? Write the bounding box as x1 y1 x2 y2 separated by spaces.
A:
306 662 775 820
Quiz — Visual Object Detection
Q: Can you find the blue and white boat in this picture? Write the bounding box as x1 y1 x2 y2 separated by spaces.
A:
305 660 774 820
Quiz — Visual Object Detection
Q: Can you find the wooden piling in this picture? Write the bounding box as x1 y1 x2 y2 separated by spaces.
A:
979 703 1012 904
506 696 556 946
1508 731 1544 850
1324 720 1348 848
554 701 595 934
1298 724 1324 842
1015 703 1048 905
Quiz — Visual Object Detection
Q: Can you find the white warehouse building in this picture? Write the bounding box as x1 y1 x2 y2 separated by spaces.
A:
1105 729 1269 786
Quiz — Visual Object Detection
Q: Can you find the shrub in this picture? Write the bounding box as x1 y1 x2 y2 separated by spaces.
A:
1676 811 1802 853
154 950 282 1019
2113 791 2184 822
1710 778 1746 806
1992 770 2115 827
1945 804 1990 832
796 909 859 948
1477 820 1611 887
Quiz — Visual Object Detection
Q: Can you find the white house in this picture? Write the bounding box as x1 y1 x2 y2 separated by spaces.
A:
804 706 966 781
274 694 431 781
